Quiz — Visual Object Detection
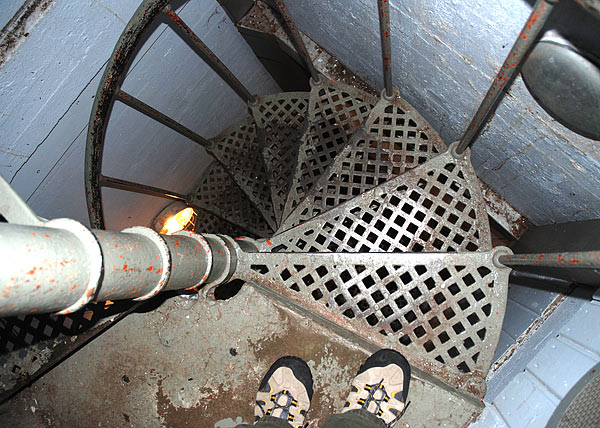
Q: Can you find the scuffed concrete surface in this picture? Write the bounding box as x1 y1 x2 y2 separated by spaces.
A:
3 286 479 427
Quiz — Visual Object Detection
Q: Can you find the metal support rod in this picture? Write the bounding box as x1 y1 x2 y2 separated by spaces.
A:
378 0 393 98
498 250 600 269
455 0 558 155
100 175 191 202
116 89 213 148
0 221 241 317
162 5 257 104
272 0 320 82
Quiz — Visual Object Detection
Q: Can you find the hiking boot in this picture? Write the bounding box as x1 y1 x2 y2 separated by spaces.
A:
342 349 411 427
254 356 313 428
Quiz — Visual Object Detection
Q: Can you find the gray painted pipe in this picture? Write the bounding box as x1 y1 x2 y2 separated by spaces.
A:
0 220 240 317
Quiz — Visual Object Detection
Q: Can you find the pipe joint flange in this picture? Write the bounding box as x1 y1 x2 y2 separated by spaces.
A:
201 234 233 298
122 227 172 301
310 74 324 87
492 246 514 269
46 218 103 314
448 141 468 159
173 230 212 290
247 96 259 109
381 88 395 102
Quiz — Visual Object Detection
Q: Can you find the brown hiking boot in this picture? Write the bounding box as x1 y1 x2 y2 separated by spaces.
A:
254 356 313 428
342 349 411 427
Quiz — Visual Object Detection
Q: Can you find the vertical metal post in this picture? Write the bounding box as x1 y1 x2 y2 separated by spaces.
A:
455 0 559 155
163 4 257 104
378 0 393 98
272 0 321 82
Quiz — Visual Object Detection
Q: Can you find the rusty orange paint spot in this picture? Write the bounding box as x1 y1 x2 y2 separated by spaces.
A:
123 264 128 271
266 240 272 246
175 241 180 247
31 232 36 236
30 308 38 313
570 258 580 264
71 284 78 290
156 268 163 274
115 243 119 248
148 266 154 271
27 268 36 275
35 284 41 290
45 234 50 238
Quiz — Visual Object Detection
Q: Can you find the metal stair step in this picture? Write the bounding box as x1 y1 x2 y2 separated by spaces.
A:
235 247 511 398
250 92 309 225
262 146 492 253
280 88 446 231
206 118 278 229
192 161 273 238
281 79 378 221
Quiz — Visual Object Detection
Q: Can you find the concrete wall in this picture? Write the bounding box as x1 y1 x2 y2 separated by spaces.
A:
284 0 600 226
0 0 279 230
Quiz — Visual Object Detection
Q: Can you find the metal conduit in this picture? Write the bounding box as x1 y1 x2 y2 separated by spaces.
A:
378 0 393 99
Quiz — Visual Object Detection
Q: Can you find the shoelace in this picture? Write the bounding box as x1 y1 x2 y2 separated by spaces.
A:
357 379 409 428
264 390 300 423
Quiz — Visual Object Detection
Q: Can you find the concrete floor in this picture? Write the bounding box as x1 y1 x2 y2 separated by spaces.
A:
2 285 481 428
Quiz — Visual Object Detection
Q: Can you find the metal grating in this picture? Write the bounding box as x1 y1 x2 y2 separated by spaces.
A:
558 369 600 428
281 79 377 221
238 250 510 396
208 118 277 230
264 149 491 254
0 302 129 399
250 92 309 224
193 207 251 237
281 91 446 230
193 161 273 238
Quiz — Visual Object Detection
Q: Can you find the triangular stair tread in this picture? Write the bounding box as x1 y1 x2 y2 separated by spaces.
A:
250 92 309 225
207 118 277 229
280 89 446 230
193 207 252 237
261 148 492 253
192 161 273 238
281 79 378 221
237 249 510 397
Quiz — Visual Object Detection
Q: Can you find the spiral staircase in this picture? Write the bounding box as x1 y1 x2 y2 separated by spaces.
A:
3 0 600 425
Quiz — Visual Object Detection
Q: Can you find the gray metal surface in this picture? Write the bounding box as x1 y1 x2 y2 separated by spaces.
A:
281 78 378 220
193 161 273 238
557 367 600 427
207 118 278 230
250 92 309 223
280 88 446 230
234 248 512 398
266 147 492 254
521 41 600 141
193 207 251 238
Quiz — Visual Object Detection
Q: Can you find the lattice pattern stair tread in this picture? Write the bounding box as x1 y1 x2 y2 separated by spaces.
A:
238 250 510 396
207 118 277 229
281 79 378 220
250 92 309 224
281 89 446 230
193 161 273 238
262 148 491 253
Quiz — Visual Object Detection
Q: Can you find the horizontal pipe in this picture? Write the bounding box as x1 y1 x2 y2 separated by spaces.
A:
163 5 257 104
0 222 238 317
116 89 213 148
100 175 190 202
456 0 558 155
498 250 600 269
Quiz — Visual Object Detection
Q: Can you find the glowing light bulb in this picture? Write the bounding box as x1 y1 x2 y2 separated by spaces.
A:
160 207 195 235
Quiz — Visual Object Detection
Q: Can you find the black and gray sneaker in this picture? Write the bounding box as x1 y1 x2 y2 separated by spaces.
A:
254 356 314 428
342 349 411 427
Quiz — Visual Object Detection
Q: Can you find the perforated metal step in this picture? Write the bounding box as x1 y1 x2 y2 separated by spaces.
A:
236 249 511 397
281 79 378 220
250 92 309 225
193 161 273 238
280 88 446 231
263 147 492 254
207 118 277 229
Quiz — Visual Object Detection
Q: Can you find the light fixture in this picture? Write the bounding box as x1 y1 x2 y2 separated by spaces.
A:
151 201 197 235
